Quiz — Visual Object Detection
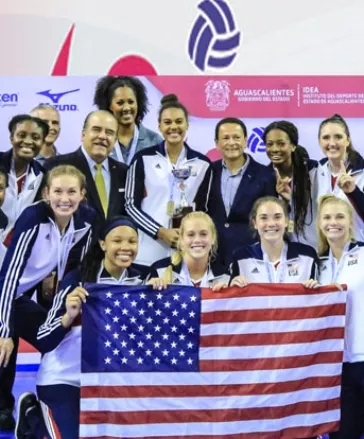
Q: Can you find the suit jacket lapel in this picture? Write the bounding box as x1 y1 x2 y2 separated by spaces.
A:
229 161 255 215
108 159 121 217
214 163 226 216
75 148 104 217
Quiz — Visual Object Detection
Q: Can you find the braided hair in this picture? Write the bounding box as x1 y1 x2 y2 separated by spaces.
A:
263 120 313 238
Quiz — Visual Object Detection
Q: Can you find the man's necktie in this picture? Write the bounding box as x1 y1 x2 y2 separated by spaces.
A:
94 163 108 216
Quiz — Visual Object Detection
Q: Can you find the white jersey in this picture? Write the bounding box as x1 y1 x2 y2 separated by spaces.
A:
0 201 94 338
231 242 318 283
36 265 145 388
2 163 44 231
149 257 229 287
318 241 364 363
316 159 364 242
125 142 212 265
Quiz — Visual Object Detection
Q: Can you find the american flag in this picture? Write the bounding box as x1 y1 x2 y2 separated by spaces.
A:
80 283 346 439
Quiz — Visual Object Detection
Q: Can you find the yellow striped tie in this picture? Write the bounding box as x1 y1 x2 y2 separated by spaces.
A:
94 163 108 216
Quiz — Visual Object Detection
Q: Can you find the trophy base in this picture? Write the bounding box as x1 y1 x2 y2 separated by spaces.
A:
172 206 194 228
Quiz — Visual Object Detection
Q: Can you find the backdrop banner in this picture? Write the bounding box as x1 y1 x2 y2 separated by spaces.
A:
8 74 363 367
2 75 364 169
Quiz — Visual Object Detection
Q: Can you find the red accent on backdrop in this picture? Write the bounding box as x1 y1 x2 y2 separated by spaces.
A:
108 55 158 75
51 24 158 76
19 339 38 353
51 24 75 76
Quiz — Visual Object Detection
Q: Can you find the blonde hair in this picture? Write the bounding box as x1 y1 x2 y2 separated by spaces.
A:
46 165 86 191
317 194 354 256
162 212 218 284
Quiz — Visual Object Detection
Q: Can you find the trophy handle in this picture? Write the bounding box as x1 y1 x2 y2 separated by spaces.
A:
172 206 194 228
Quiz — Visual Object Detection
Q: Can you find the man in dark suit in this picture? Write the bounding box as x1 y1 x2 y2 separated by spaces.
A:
44 110 128 226
208 117 277 267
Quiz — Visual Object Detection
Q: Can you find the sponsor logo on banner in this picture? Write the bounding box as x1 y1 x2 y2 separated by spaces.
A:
248 127 266 153
188 0 241 72
36 88 80 111
233 88 295 103
205 80 230 111
0 92 19 108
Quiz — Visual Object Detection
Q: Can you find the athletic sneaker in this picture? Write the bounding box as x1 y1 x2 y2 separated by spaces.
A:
15 392 38 439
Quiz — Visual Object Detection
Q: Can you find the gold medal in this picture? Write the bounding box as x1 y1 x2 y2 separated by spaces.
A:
288 219 295 233
167 201 175 216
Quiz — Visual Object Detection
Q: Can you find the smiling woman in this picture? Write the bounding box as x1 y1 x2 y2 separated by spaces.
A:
230 196 319 288
147 211 229 290
0 115 49 238
0 165 96 432
93 76 162 165
14 216 145 439
125 94 213 266
44 165 87 230
263 120 318 249
316 114 364 242
317 195 364 439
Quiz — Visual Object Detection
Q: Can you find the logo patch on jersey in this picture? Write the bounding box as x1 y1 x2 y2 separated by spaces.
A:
288 263 299 277
155 163 162 169
188 165 198 177
251 267 259 274
172 277 182 285
348 258 358 266
27 183 35 190
348 253 359 266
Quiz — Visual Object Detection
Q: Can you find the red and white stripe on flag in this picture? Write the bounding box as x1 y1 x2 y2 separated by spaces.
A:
80 283 346 439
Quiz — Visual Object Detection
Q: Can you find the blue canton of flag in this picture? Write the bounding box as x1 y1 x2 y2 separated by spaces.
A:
81 284 201 373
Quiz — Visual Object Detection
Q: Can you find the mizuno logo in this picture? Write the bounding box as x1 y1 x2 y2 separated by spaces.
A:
36 88 80 104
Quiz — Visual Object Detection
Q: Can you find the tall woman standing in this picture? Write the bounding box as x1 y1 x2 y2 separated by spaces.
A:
317 114 364 242
0 114 48 240
263 120 318 249
93 75 162 165
0 165 95 431
317 194 364 439
125 94 212 266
